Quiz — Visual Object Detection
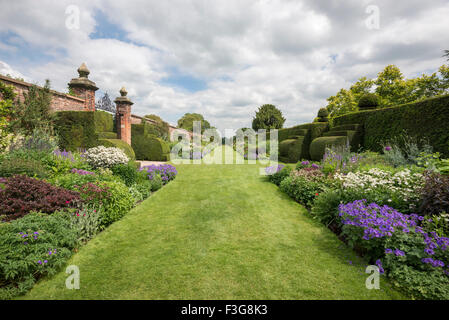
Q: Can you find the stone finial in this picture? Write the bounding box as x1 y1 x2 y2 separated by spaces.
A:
77 63 90 78
114 86 133 105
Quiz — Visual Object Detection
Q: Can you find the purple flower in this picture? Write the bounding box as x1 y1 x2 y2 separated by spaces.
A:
385 146 392 151
394 249 405 257
385 249 393 254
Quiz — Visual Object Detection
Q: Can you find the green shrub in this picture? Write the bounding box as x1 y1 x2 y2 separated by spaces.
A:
0 158 49 179
135 180 152 199
54 111 98 151
50 172 110 190
66 205 101 243
98 138 135 160
111 163 138 187
279 175 324 208
0 212 79 299
93 110 114 133
132 134 170 161
150 174 162 191
76 180 134 228
333 95 449 157
311 188 344 226
267 165 292 186
97 132 117 139
358 93 379 110
309 136 348 161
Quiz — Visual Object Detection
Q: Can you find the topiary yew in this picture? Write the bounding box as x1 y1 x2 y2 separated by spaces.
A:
358 93 379 110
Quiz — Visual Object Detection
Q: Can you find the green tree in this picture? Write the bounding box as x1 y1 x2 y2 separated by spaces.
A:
144 114 170 141
11 80 54 136
177 113 211 133
374 65 410 106
251 104 285 130
326 88 357 119
0 81 16 151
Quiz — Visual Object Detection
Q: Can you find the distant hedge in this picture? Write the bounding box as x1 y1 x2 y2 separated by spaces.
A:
333 95 449 156
98 138 136 160
54 111 98 151
94 110 114 133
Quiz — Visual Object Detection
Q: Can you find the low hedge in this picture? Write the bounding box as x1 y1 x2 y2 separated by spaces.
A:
309 136 348 161
54 111 98 151
333 95 449 156
97 139 136 160
94 110 114 133
97 132 117 139
132 134 170 161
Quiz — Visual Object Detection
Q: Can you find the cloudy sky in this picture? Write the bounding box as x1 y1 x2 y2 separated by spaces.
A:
1 0 448 135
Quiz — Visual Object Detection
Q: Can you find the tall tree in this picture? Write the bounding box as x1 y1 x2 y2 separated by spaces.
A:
251 104 285 130
11 80 54 135
177 113 211 133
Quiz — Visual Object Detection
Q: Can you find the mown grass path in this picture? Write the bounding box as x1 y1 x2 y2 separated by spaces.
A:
23 150 403 299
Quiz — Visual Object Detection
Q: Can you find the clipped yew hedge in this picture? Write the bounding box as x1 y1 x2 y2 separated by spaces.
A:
333 95 449 156
309 136 348 161
54 111 98 151
93 110 114 133
131 124 170 161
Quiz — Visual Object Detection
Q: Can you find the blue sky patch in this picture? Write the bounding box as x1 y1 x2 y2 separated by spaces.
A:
160 67 208 92
89 10 129 42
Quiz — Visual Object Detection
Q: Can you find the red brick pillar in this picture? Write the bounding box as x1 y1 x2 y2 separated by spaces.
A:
115 87 133 145
68 63 98 111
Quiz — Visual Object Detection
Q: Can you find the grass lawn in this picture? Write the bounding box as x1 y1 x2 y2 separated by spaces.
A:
21 148 405 299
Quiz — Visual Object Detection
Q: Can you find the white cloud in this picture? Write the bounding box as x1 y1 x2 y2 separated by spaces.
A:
0 0 448 135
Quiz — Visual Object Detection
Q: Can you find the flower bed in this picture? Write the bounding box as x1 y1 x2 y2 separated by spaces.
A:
266 145 449 299
0 145 177 299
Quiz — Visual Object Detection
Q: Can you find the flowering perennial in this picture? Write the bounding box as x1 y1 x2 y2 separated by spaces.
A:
140 164 177 183
83 146 129 169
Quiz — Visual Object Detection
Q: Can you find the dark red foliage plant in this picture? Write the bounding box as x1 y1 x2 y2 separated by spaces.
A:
418 172 449 216
0 175 81 221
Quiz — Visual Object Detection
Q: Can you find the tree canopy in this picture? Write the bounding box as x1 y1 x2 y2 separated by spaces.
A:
325 64 449 119
144 114 170 141
177 113 211 133
251 104 285 130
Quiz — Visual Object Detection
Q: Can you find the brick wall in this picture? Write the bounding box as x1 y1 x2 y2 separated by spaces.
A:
0 75 85 111
0 74 86 112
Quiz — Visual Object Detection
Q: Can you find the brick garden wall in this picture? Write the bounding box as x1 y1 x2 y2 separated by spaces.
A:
1 68 192 144
0 74 86 112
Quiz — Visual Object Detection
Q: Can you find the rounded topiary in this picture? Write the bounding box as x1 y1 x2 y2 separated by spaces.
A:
132 135 170 161
318 108 329 118
358 93 379 110
316 108 329 122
